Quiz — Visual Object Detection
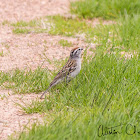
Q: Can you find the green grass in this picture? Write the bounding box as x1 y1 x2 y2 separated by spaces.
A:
0 50 4 57
2 1 139 138
71 0 140 19
58 39 72 47
14 110 140 140
11 18 48 34
12 28 32 34
11 20 39 27
47 16 92 36
18 99 53 114
117 15 140 51
11 15 140 52
11 16 92 35
86 15 140 52
12 51 140 140
0 68 50 94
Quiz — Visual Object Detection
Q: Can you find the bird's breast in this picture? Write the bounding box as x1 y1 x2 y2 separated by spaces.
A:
70 59 81 78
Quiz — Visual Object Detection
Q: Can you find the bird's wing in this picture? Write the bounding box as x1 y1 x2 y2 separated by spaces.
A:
49 59 77 87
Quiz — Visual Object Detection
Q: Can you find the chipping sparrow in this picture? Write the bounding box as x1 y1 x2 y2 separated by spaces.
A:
40 47 83 99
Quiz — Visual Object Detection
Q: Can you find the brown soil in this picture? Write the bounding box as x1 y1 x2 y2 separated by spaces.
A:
0 0 70 22
0 31 87 72
0 90 43 140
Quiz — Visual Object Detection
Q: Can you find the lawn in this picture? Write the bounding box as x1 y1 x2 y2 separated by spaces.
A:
1 0 139 139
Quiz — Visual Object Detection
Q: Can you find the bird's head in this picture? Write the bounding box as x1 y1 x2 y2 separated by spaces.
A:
70 47 83 58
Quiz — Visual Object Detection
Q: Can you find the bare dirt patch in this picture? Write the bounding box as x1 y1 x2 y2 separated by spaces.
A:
0 0 76 72
0 32 87 72
0 0 70 22
85 18 116 27
0 90 43 140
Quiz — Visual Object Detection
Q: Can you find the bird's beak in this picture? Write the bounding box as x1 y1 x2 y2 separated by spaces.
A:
81 48 83 51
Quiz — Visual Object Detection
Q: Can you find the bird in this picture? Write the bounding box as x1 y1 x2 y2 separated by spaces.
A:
40 47 83 99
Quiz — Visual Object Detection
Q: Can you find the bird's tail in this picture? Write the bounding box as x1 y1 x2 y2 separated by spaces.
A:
40 86 51 99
